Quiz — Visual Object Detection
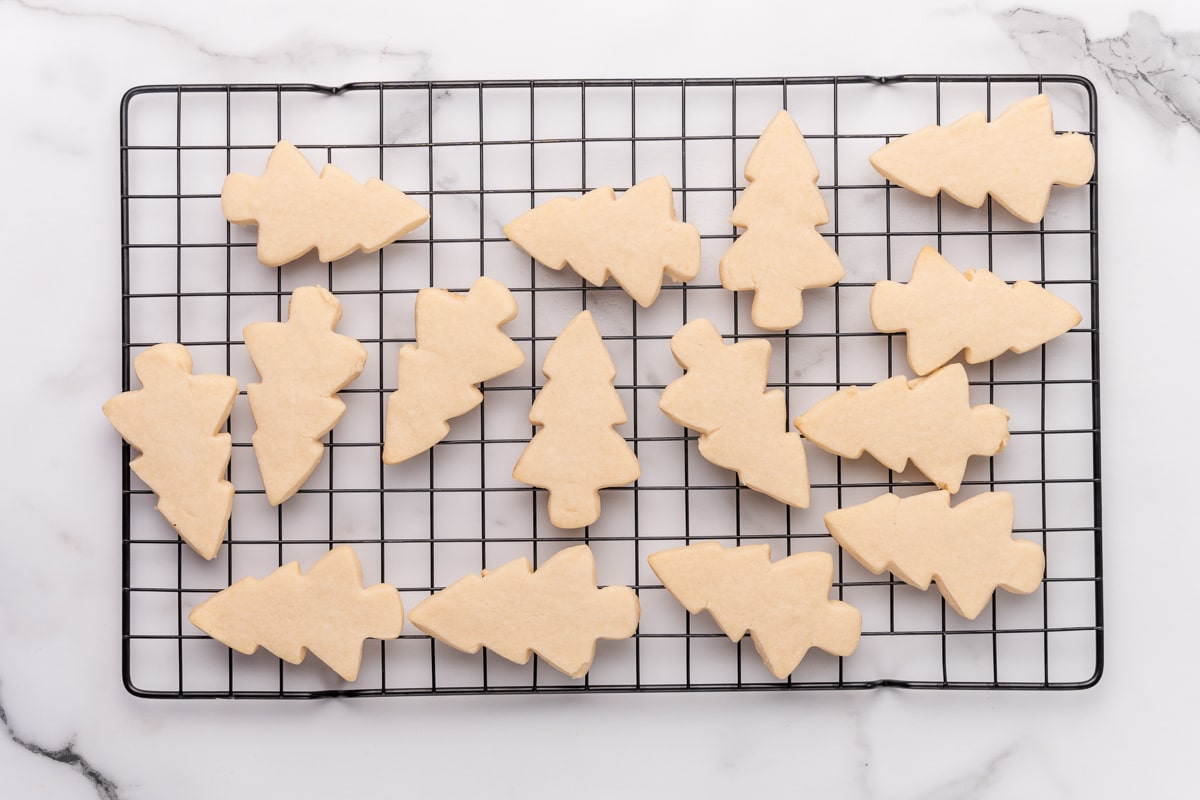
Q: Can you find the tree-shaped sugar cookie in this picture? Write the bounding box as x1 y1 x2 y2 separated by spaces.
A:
869 94 1095 224
659 318 809 507
103 343 237 560
824 491 1044 619
222 140 430 267
503 175 700 307
512 310 640 529
189 545 404 681
720 110 844 330
244 286 367 505
408 545 639 679
648 542 860 679
872 246 1082 375
794 363 1009 493
384 277 524 464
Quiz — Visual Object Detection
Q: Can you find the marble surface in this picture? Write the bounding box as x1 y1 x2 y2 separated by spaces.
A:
2 0 1198 797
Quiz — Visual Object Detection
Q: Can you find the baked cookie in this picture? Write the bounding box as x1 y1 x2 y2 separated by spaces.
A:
794 363 1009 493
244 286 367 505
408 545 639 679
869 94 1095 224
384 276 524 464
871 246 1082 375
503 175 700 307
659 318 809 507
222 140 429 266
824 490 1044 619
720 110 844 330
648 542 861 679
189 545 404 681
103 343 237 560
512 310 640 529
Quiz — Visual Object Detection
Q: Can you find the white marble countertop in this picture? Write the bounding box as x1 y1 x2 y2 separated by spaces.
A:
3 0 1198 797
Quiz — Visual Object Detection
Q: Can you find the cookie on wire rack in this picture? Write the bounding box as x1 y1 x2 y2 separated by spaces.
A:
869 93 1094 224
222 140 429 267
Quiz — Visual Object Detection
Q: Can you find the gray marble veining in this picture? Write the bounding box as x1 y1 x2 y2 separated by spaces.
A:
1 691 118 800
997 8 1200 132
7 0 432 75
918 743 1020 799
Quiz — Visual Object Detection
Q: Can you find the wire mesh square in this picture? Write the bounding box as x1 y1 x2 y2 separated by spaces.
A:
119 75 1102 697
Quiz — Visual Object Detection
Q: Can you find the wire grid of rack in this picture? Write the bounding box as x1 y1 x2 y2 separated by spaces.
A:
119 75 1102 697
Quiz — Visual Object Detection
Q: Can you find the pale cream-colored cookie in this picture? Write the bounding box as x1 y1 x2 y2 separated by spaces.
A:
189 545 404 682
794 363 1009 493
244 286 367 506
720 110 844 330
659 318 809 507
872 246 1082 376
384 276 524 464
503 175 700 307
869 94 1095 224
222 140 429 267
408 545 639 679
103 343 237 560
512 310 640 529
647 542 861 679
824 490 1044 619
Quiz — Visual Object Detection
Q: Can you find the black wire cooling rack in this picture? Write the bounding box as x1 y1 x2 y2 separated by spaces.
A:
119 75 1102 698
